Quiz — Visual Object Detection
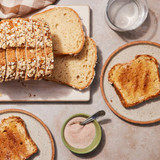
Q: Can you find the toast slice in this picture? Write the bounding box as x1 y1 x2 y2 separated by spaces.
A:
13 18 27 80
108 55 160 107
48 37 97 90
0 22 7 82
32 19 45 80
0 116 37 159
41 20 54 79
3 20 17 81
32 7 85 55
24 19 37 80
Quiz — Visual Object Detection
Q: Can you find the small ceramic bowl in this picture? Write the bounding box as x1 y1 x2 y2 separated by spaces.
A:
61 113 102 154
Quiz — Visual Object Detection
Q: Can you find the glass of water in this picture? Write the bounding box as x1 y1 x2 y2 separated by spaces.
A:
105 0 148 32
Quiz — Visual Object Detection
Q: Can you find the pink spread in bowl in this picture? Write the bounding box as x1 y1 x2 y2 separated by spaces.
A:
61 113 102 154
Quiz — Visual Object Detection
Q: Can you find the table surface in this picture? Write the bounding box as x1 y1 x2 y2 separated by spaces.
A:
1 0 160 160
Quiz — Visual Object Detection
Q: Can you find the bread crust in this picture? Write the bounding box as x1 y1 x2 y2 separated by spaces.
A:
108 55 160 107
32 7 85 55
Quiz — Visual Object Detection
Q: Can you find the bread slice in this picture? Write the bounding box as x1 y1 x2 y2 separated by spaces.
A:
32 7 85 55
0 116 37 159
48 37 97 90
24 19 37 80
13 18 27 80
0 22 7 82
3 20 17 81
108 55 160 107
41 20 54 79
32 19 45 80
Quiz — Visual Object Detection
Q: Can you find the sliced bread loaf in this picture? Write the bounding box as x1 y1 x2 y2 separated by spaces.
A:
32 7 85 55
0 116 37 159
0 18 54 82
48 37 97 90
41 20 54 79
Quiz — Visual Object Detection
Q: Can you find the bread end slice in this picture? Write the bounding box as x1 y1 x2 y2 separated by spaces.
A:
108 55 160 107
0 116 38 159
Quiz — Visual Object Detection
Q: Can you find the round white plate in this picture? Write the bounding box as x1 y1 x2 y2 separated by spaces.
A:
0 109 55 160
100 41 160 124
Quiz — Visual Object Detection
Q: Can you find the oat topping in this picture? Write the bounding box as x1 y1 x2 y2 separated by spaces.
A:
0 18 53 81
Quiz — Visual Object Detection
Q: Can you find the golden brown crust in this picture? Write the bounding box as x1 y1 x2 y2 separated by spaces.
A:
108 55 160 107
0 116 38 159
32 7 85 55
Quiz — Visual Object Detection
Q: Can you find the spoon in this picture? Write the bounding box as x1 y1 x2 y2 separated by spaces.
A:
80 110 105 125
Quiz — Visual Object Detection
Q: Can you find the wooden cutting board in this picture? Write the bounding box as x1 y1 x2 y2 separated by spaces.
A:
0 6 90 102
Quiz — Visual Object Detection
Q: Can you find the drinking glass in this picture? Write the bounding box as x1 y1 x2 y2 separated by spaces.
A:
105 0 148 32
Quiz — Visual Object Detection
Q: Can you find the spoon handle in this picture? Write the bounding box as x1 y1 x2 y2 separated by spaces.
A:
80 110 105 125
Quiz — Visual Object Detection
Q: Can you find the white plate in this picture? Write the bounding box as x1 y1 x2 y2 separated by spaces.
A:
0 5 90 102
0 109 55 160
101 41 160 124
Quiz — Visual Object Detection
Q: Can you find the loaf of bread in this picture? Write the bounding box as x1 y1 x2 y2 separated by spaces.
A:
0 116 37 159
48 37 97 90
108 55 160 107
0 18 54 82
32 7 85 55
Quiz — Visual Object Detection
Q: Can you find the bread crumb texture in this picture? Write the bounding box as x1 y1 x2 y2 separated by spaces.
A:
51 37 97 90
32 7 85 55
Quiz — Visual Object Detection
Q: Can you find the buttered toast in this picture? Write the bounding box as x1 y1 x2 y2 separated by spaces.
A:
108 55 160 107
0 116 37 159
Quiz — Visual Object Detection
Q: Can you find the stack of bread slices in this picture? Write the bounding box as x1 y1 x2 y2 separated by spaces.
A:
0 18 54 82
0 7 97 90
32 7 97 90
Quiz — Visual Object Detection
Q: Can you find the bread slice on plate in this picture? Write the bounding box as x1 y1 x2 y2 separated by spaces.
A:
32 7 85 55
108 55 160 107
0 116 37 159
48 37 97 90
